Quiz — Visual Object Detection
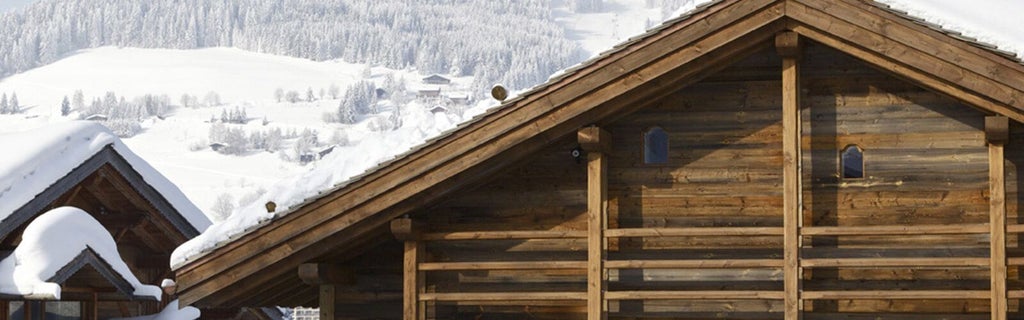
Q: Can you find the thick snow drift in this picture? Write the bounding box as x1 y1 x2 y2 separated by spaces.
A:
0 207 161 299
0 121 211 232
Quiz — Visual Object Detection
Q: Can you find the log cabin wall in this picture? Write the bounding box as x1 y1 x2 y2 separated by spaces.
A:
800 40 993 319
367 40 1020 320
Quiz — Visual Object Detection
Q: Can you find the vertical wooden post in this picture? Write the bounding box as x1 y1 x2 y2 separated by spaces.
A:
579 126 610 320
393 218 424 320
987 116 1008 320
777 31 802 320
320 284 336 320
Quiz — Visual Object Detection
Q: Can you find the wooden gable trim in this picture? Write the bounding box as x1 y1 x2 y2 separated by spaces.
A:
48 247 155 301
786 0 1024 121
0 145 198 247
175 0 1024 307
175 0 787 306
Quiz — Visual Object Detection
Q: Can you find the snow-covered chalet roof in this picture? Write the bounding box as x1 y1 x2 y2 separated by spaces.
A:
0 121 211 235
170 0 1024 268
0 207 162 300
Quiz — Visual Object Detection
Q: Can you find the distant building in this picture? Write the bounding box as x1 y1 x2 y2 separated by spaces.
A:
416 88 441 99
429 105 448 114
292 307 319 320
421 74 451 85
209 142 229 152
448 94 470 105
84 114 108 121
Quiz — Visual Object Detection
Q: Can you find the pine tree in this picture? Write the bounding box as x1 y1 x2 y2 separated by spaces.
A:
306 87 315 102
274 88 284 103
61 96 71 116
72 90 85 110
0 93 7 114
9 93 18 114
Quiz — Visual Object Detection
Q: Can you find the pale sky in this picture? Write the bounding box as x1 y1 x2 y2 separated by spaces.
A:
0 0 37 13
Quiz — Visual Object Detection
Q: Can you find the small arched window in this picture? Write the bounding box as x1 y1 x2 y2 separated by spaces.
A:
841 145 864 179
644 127 669 164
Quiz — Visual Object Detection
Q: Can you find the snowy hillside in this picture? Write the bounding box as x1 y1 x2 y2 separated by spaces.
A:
0 46 483 219
0 0 671 221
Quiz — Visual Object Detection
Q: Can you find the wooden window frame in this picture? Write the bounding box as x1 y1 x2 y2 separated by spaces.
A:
840 144 864 179
642 126 669 165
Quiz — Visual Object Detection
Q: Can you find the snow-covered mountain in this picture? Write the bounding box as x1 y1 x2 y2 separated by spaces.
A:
0 0 687 221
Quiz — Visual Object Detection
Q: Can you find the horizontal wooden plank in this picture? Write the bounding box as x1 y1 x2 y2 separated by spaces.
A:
420 292 586 301
605 290 784 300
802 224 989 236
606 227 784 238
802 258 989 268
420 230 586 241
1006 257 1024 266
606 259 783 269
418 261 586 271
802 290 989 300
1009 290 1024 299
1007 224 1024 234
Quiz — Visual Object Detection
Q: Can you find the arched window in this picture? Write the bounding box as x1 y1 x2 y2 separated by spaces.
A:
841 145 864 179
644 127 669 164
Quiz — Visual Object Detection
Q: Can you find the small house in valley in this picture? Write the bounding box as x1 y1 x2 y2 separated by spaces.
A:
421 75 451 85
173 1 1024 319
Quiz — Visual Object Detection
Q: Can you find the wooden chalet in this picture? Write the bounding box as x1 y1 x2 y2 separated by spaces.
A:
0 123 220 319
175 0 1024 319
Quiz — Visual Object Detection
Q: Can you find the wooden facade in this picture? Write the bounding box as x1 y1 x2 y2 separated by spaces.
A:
0 145 200 320
175 0 1024 319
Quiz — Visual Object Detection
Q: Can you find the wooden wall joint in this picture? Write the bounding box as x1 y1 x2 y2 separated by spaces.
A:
391 218 421 241
578 126 612 154
775 31 801 59
298 263 355 286
986 116 1009 145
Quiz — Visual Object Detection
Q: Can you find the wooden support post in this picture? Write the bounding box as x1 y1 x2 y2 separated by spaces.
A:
776 31 802 320
579 126 610 320
393 218 425 320
320 284 336 320
987 116 1008 320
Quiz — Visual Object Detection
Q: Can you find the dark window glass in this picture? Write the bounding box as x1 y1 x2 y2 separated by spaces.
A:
644 127 669 164
44 301 80 320
842 145 864 179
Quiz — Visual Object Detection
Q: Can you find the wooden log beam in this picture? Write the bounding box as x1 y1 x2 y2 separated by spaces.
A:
420 292 587 302
803 224 989 236
987 116 1008 320
579 126 610 320
391 218 420 241
802 290 989 300
605 259 783 269
777 30 802 320
418 261 586 271
801 257 989 268
420 230 586 240
605 227 783 237
298 263 355 285
605 291 785 300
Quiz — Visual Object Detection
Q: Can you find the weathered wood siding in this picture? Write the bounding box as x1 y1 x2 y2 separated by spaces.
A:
801 41 992 319
332 42 1016 320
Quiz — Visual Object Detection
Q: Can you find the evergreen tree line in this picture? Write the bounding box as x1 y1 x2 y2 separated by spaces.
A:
0 92 20 114
0 0 585 97
71 91 172 137
207 123 321 157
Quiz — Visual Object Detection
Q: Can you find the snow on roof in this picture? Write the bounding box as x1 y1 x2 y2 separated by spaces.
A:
111 300 200 320
0 121 211 232
0 207 162 299
170 0 1024 268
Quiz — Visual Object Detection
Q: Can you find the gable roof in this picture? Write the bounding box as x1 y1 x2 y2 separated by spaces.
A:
0 207 162 300
173 0 1024 306
0 122 211 241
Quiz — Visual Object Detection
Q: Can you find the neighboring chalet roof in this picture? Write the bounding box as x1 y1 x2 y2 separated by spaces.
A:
421 74 451 84
173 0 1024 307
0 121 211 241
0 207 162 300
